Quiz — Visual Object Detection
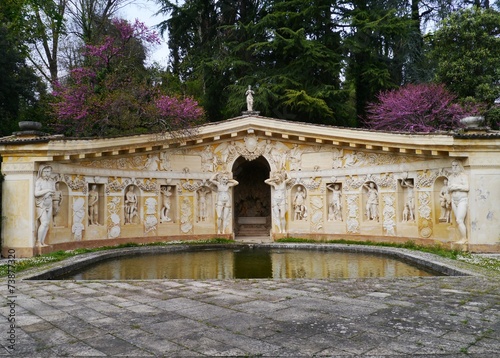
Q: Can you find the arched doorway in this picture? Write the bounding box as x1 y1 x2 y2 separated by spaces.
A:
232 156 271 236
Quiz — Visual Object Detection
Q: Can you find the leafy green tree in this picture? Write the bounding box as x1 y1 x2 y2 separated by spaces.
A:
430 7 500 105
430 7 500 127
0 4 49 136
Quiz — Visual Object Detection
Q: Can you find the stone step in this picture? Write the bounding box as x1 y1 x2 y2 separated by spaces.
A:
237 224 269 236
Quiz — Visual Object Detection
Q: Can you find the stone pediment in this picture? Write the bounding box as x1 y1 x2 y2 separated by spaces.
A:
0 115 470 162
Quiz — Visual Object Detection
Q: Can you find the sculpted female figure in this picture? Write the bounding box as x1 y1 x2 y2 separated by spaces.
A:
265 171 292 233
35 165 55 246
210 173 239 234
245 85 254 112
448 160 469 242
363 182 379 221
88 185 100 225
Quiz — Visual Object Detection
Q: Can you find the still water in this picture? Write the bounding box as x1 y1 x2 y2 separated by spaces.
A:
59 247 441 280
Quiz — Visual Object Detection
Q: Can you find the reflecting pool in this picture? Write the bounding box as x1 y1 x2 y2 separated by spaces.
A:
57 247 442 280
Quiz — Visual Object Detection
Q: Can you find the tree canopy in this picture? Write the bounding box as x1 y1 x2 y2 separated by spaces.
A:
1 0 499 137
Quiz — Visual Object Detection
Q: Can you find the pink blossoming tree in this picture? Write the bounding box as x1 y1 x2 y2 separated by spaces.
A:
364 83 480 133
52 19 204 137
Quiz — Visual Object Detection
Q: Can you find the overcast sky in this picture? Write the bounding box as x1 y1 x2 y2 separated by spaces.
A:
118 1 170 66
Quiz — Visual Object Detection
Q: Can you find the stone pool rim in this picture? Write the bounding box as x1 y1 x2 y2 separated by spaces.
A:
25 243 480 280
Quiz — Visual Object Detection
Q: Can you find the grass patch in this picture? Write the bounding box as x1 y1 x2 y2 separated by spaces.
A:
277 237 500 272
276 237 462 259
0 238 234 277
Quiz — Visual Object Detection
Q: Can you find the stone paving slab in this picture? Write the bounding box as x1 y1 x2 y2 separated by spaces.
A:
0 275 498 357
1 247 499 357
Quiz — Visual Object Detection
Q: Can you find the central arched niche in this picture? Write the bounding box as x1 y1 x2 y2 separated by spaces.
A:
232 156 271 235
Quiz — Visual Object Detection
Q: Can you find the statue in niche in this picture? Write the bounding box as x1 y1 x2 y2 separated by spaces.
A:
400 178 415 222
293 185 307 220
52 182 63 225
201 146 216 172
124 186 138 224
144 154 160 171
327 183 343 221
210 173 239 234
363 182 379 221
439 178 452 223
88 185 100 225
245 85 254 111
289 144 301 171
197 186 211 222
35 165 55 246
448 160 469 242
160 186 173 223
265 171 292 233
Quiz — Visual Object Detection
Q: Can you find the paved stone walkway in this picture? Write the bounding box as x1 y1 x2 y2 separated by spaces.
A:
1 251 498 357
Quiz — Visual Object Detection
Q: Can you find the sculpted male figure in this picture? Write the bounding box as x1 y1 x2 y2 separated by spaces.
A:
327 183 342 221
125 186 138 224
448 160 469 242
35 165 55 246
160 186 172 222
265 171 292 233
210 173 239 234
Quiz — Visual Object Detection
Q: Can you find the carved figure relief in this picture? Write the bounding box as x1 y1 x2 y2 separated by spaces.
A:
144 154 160 171
289 144 302 171
124 185 139 224
210 172 239 234
448 160 469 242
72 197 85 241
201 146 216 172
180 198 193 233
382 194 396 236
363 182 379 222
52 182 63 225
326 183 343 221
293 185 307 220
265 171 292 233
107 197 121 238
144 198 158 233
332 148 343 169
160 151 171 171
310 196 324 232
346 195 360 233
35 165 55 246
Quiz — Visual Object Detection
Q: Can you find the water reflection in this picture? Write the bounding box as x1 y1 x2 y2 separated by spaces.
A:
60 248 441 280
